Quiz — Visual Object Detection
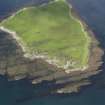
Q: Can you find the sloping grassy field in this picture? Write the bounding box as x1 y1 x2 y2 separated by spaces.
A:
0 0 91 69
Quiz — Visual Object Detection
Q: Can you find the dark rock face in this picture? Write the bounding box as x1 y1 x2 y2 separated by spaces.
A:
0 30 103 93
0 31 22 75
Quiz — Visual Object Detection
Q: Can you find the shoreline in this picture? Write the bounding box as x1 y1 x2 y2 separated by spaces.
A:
69 1 104 72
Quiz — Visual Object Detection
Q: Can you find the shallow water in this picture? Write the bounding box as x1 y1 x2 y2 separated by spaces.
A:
0 0 105 105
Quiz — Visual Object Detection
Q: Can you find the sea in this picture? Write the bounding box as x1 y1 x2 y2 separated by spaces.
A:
0 0 105 105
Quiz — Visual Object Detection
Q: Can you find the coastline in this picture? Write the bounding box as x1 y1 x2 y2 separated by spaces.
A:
69 1 104 72
0 0 104 93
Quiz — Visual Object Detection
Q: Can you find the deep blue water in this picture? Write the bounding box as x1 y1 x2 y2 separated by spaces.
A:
0 0 52 20
0 0 105 105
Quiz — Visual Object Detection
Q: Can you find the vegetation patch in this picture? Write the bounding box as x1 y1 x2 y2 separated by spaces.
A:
0 0 91 70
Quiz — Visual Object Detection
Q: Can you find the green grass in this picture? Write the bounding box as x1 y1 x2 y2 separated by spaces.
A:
1 0 91 69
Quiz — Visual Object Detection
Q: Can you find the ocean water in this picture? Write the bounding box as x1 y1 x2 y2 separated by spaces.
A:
0 0 105 105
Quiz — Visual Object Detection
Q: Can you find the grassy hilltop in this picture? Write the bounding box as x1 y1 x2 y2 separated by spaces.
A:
0 0 91 70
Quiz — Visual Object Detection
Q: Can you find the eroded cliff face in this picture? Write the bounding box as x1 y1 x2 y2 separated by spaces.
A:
0 30 103 93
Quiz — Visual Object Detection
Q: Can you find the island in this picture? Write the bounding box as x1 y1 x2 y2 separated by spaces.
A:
0 0 103 93
0 0 91 72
